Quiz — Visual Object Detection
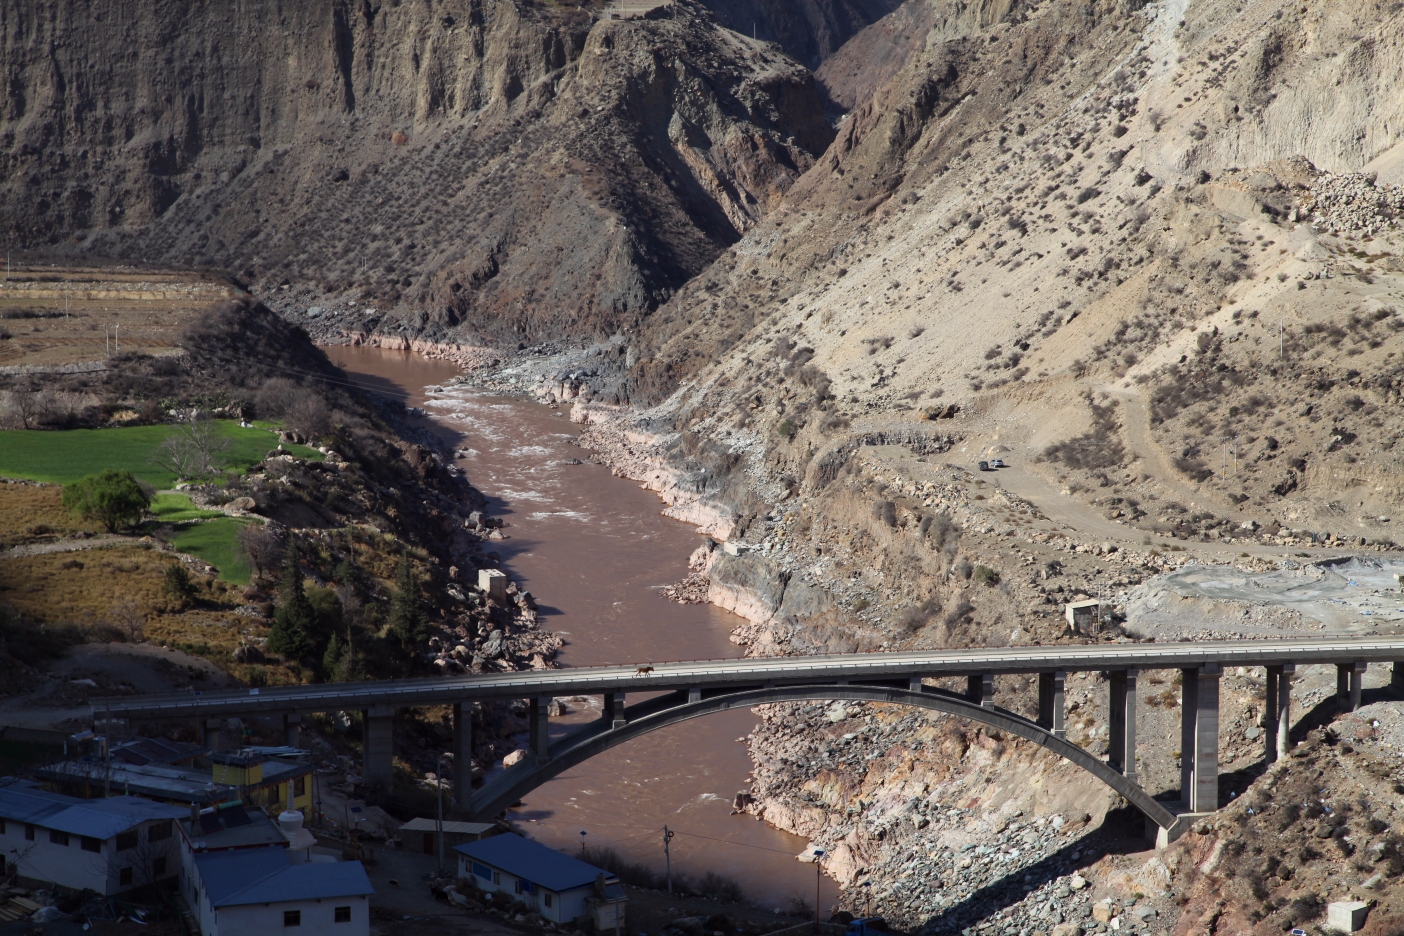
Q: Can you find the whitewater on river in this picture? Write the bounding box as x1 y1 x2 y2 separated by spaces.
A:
327 346 840 910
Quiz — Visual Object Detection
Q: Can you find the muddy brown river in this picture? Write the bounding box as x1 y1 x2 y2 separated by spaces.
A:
328 346 839 910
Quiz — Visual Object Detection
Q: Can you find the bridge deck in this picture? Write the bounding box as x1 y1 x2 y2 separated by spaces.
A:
93 635 1404 719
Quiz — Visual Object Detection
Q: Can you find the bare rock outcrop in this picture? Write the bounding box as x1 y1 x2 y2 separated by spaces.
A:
0 0 833 344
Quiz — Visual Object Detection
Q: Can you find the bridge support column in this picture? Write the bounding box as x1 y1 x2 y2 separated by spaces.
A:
604 691 627 729
529 696 550 763
687 687 701 704
1180 665 1220 813
1108 670 1138 782
1343 661 1367 712
966 673 994 708
283 713 302 748
362 706 395 789
1264 665 1294 763
908 676 924 693
452 702 472 807
1038 671 1066 739
203 719 224 752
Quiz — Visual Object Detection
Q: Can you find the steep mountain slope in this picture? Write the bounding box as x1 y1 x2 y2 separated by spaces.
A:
565 0 1404 929
0 0 839 344
632 0 1404 539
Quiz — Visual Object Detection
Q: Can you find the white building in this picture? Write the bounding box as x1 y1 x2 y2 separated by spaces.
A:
187 846 373 936
0 778 188 895
455 834 626 928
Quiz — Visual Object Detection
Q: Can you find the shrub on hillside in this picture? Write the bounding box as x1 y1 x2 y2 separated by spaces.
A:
61 469 151 532
163 563 198 605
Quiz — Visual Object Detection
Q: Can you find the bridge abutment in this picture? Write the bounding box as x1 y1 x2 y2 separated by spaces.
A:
1037 671 1066 738
453 702 472 807
1108 670 1138 782
1181 665 1221 812
363 706 395 788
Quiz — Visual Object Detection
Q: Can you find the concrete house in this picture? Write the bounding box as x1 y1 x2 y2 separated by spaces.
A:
0 778 188 895
188 846 373 936
455 834 626 929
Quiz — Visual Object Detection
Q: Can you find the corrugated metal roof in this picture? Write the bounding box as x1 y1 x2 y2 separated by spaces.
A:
398 818 495 835
0 779 187 839
195 848 374 907
454 834 613 893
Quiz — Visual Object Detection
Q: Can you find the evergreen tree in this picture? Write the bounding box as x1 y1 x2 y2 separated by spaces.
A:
321 632 344 680
386 552 427 652
267 539 313 661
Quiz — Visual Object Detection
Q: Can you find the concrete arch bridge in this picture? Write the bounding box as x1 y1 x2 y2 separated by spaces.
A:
94 637 1404 843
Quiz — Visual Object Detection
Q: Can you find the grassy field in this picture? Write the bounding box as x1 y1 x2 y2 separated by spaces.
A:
0 421 321 487
172 518 253 584
149 492 225 522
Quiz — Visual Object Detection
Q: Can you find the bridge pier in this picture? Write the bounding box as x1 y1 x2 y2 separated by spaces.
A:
203 718 224 751
283 712 302 748
452 702 472 807
1337 661 1366 711
1264 664 1294 763
1037 671 1066 738
1180 665 1221 812
1108 670 1138 781
1393 662 1404 695
604 691 627 728
363 706 395 788
966 673 995 708
529 696 550 762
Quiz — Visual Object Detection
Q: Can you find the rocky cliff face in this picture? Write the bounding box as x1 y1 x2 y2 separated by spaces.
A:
0 0 835 343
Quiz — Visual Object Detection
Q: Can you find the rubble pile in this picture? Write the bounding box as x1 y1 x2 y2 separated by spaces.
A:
1304 172 1404 235
425 578 562 674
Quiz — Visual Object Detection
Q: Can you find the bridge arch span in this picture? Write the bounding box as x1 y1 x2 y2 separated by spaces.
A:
468 685 1177 829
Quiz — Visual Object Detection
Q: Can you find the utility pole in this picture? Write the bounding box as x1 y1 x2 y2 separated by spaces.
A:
105 325 110 358
662 826 675 895
580 830 587 857
436 753 445 871
813 849 825 934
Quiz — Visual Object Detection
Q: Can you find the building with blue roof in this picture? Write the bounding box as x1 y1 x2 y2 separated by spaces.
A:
454 834 626 928
187 846 373 936
0 777 188 895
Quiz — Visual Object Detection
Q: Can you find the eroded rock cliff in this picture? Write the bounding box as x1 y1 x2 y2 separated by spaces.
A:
0 0 836 343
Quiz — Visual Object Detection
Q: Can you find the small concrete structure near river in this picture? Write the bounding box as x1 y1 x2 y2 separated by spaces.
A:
94 636 1404 845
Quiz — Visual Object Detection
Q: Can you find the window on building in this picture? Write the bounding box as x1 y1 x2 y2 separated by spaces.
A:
148 821 172 842
119 868 133 886
0 818 6 834
494 871 501 886
25 825 35 841
294 776 306 797
49 830 69 846
334 907 352 923
81 837 101 853
116 830 138 851
472 862 494 883
544 893 553 908
284 910 301 927
153 857 167 877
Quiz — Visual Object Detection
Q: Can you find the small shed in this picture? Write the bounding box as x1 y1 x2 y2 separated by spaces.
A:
1065 599 1101 633
454 834 625 928
398 818 496 855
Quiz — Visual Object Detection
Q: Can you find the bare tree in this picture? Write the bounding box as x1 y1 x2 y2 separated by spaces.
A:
3 384 41 429
239 523 283 581
150 417 231 479
109 597 146 642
